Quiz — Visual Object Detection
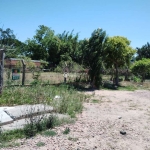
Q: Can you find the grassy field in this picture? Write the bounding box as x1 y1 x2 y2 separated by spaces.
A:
102 75 150 91
3 71 82 86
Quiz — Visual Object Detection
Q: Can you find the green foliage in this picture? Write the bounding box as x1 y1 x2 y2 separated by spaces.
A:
24 25 54 60
136 42 150 60
0 85 84 116
63 127 70 134
36 141 45 147
15 57 39 73
0 115 74 144
87 28 107 89
0 142 20 149
130 58 150 82
20 113 72 138
43 130 57 137
55 60 84 73
58 30 79 62
0 129 25 142
104 36 136 85
0 27 25 58
132 76 141 82
24 26 79 66
68 137 78 142
44 115 57 129
24 123 37 137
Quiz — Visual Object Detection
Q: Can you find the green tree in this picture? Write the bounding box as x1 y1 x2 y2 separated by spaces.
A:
87 28 107 89
57 30 79 63
130 58 150 82
104 36 135 85
78 39 90 66
24 25 54 60
136 42 150 60
0 27 24 58
0 28 15 46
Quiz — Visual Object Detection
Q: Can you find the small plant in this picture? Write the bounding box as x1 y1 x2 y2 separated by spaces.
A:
36 141 45 147
132 76 141 82
24 123 37 138
0 142 20 149
63 127 70 134
68 137 78 142
91 99 99 103
43 130 57 137
45 115 57 129
0 129 25 143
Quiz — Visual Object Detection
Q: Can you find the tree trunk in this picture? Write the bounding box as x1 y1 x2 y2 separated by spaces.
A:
115 64 119 85
141 73 145 82
125 69 129 81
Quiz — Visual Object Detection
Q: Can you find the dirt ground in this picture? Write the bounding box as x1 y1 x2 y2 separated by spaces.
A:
3 90 150 150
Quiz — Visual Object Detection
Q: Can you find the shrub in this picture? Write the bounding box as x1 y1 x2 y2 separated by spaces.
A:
131 58 150 82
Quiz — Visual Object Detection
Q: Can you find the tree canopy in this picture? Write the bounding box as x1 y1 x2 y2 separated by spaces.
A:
131 58 150 82
87 28 107 88
104 36 135 85
0 27 24 58
136 42 150 60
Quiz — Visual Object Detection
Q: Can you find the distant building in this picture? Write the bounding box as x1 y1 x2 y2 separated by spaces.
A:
4 58 41 69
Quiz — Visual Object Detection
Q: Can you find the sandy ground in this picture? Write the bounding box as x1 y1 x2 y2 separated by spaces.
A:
2 90 150 150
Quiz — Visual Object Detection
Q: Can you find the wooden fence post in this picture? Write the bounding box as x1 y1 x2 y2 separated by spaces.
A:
21 59 26 86
0 49 5 94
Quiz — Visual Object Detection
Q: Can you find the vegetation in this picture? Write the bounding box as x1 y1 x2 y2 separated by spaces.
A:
104 36 135 85
63 127 70 134
130 58 150 82
42 130 57 137
136 42 150 60
0 84 85 114
2 25 150 87
87 28 107 89
36 141 45 147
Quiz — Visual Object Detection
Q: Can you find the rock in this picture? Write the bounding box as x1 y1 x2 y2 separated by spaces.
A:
118 116 122 119
54 95 61 99
120 131 126 135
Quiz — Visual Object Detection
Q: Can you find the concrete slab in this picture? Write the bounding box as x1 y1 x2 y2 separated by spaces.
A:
0 110 14 125
2 113 70 131
4 104 53 120
0 107 14 111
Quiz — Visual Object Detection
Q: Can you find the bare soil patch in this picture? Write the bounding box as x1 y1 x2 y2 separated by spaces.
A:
2 90 150 150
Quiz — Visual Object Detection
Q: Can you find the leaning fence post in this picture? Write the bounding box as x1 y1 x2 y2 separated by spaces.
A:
21 59 26 86
0 49 5 94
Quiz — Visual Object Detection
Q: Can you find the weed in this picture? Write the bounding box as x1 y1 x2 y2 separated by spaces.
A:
132 76 141 82
44 115 56 129
43 130 57 137
63 127 70 134
0 129 25 142
24 123 37 138
36 141 45 147
68 137 78 142
118 86 136 91
0 142 20 149
91 99 99 103
0 81 85 142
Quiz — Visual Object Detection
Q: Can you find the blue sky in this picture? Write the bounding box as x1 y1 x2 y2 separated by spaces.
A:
0 0 149 49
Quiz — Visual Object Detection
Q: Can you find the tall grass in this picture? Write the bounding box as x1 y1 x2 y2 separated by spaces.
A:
0 84 84 147
0 84 85 115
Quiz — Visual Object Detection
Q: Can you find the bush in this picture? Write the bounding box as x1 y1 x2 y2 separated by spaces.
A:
131 58 150 82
